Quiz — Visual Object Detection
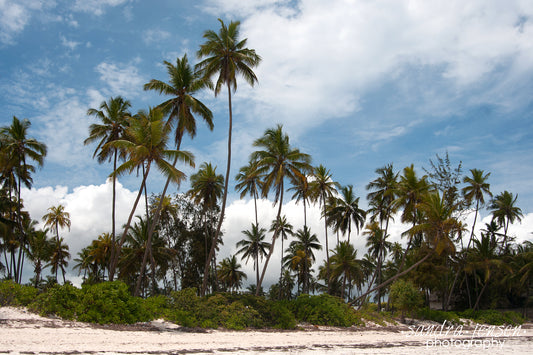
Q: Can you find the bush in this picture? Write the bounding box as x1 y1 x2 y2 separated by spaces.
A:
0 280 38 306
458 309 524 326
291 294 359 327
76 281 150 324
416 307 461 325
268 301 296 329
29 283 80 320
389 280 423 318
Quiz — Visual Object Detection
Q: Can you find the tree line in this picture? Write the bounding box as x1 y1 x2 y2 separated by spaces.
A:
1 19 531 312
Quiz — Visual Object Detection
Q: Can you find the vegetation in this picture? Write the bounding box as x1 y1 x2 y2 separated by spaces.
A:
1 17 532 330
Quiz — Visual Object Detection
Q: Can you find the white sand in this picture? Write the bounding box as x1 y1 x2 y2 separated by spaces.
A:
1 306 532 354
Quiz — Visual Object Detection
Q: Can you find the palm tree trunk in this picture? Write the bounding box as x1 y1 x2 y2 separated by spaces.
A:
257 183 284 295
473 280 489 310
110 149 118 272
201 82 233 297
323 192 331 294
253 191 258 226
109 162 151 281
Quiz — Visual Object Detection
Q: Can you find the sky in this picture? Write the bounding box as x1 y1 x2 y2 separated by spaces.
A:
1 0 533 287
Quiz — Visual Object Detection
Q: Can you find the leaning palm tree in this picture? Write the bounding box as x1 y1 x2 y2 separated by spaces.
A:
251 125 312 294
84 96 131 255
0 116 47 283
236 223 270 288
143 55 213 267
462 169 492 249
42 205 71 243
489 191 523 252
196 18 261 296
309 164 338 292
235 159 264 225
106 107 194 282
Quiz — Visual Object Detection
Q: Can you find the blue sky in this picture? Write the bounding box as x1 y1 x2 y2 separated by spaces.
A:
2 0 533 285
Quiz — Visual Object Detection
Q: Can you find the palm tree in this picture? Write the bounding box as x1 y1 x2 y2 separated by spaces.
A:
251 124 312 294
327 185 366 243
270 215 294 296
309 164 339 292
48 237 70 284
363 221 391 308
393 164 429 273
462 169 492 249
236 223 270 288
0 116 47 283
288 174 311 227
235 159 264 225
25 228 53 287
84 96 131 258
330 241 361 300
289 226 322 294
107 107 194 282
366 163 398 241
217 255 247 292
196 18 261 296
42 205 71 242
489 191 523 251
143 55 213 269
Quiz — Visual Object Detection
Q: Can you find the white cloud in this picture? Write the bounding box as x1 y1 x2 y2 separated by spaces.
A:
60 35 80 50
0 0 42 44
72 0 129 16
95 61 145 98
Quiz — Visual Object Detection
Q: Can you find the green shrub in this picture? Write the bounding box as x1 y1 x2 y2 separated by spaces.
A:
291 294 359 327
416 307 461 325
389 280 423 318
144 294 169 319
76 281 150 324
29 283 80 320
0 280 38 306
268 301 296 329
458 309 524 326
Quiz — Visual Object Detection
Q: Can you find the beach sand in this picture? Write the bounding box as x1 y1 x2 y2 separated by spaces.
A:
1 306 532 354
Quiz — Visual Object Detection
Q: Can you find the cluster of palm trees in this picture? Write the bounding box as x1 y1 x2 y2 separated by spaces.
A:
1 19 531 312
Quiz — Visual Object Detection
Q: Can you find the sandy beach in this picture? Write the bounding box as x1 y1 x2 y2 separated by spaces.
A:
1 306 532 354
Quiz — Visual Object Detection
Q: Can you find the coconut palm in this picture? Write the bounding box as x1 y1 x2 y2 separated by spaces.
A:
106 107 194 282
48 237 70 284
489 191 523 252
217 255 247 292
235 159 264 225
0 116 47 283
288 174 311 227
329 241 361 300
270 215 294 296
42 205 71 242
363 221 391 308
462 169 492 249
196 18 261 296
289 226 322 294
309 165 339 292
25 228 53 287
366 163 398 240
251 125 312 294
327 185 366 243
236 223 270 288
84 96 131 256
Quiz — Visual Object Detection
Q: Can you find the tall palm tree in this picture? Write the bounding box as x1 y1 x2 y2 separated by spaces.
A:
330 241 361 300
0 116 47 283
489 191 523 251
236 223 270 288
235 159 264 225
462 169 492 249
143 55 213 267
251 124 312 294
217 255 247 292
288 226 322 294
366 163 398 241
309 164 338 292
327 185 366 243
196 18 261 296
107 107 194 282
42 205 71 242
84 96 131 256
363 221 391 309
